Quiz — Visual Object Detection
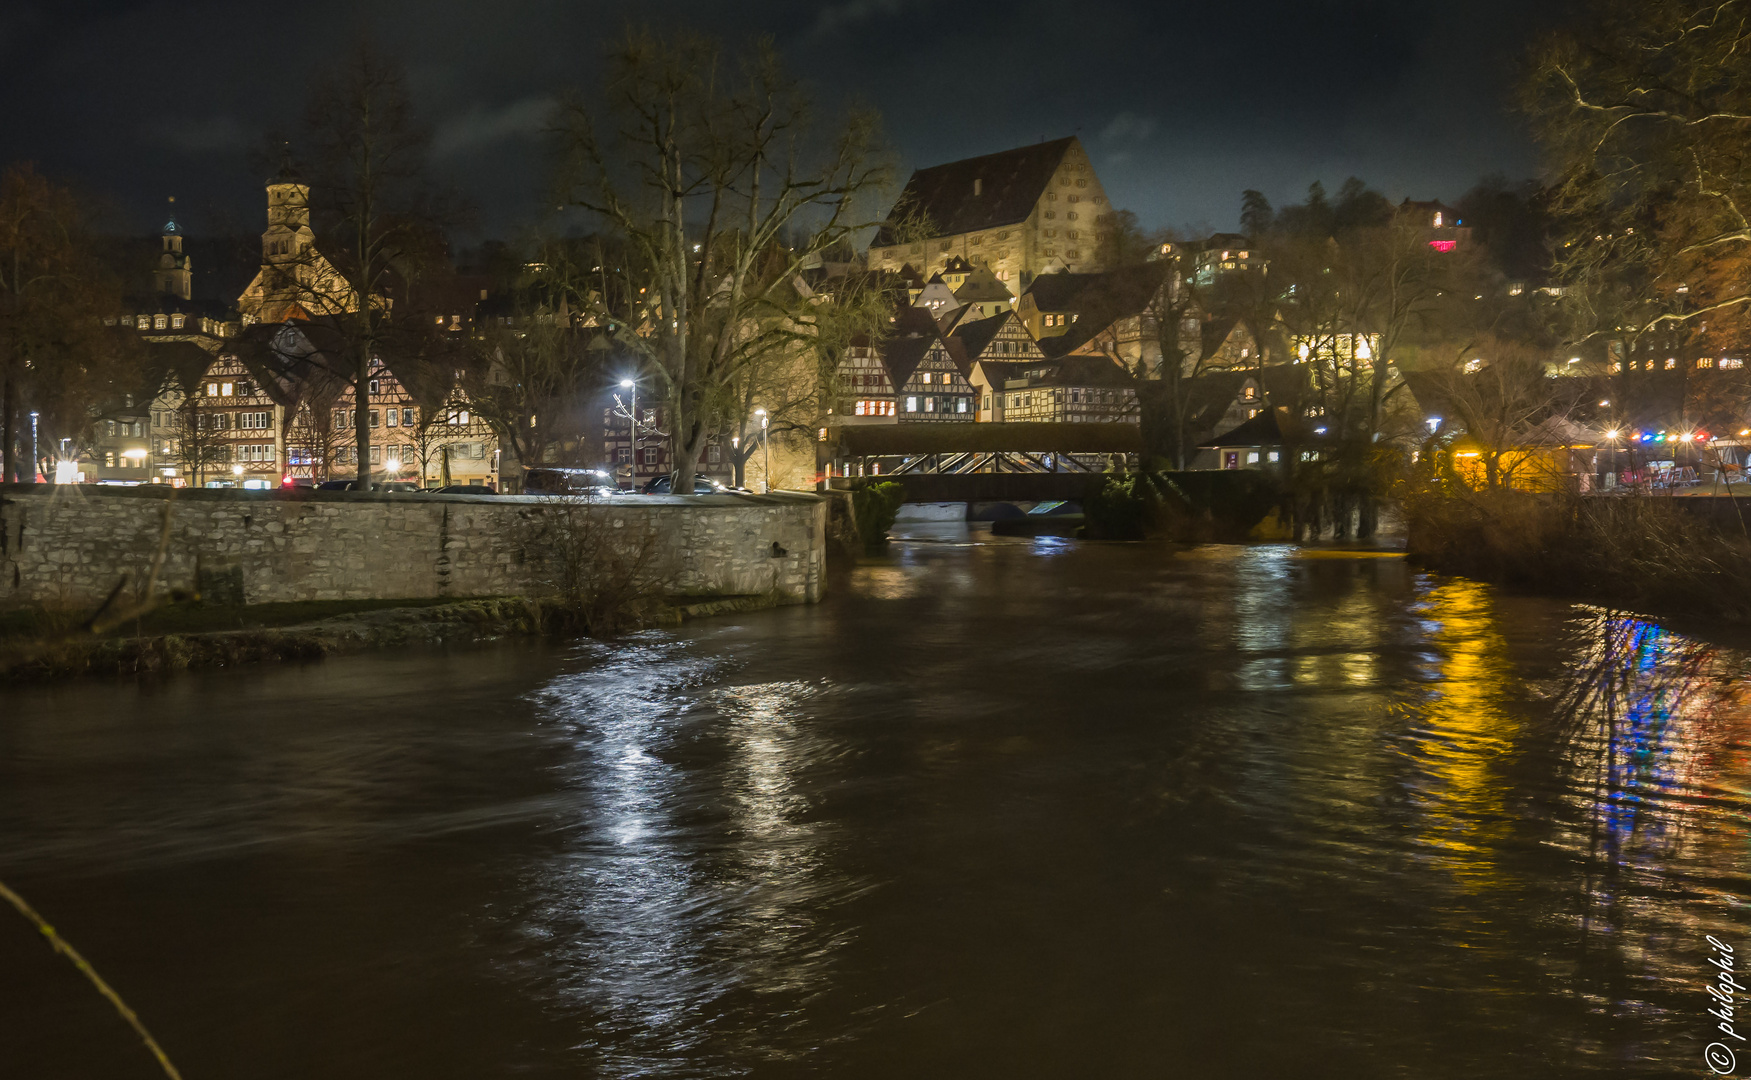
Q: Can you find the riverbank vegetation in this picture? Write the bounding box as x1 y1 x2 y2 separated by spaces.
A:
1403 483 1751 621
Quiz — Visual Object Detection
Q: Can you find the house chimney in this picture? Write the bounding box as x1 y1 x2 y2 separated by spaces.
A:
973 178 982 197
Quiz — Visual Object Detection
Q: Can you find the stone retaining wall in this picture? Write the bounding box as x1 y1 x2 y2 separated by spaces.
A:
0 485 826 609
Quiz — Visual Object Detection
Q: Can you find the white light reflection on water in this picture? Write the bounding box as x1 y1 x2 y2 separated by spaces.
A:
518 640 853 1076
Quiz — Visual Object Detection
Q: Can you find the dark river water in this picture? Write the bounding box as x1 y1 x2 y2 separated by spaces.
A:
4 526 1751 1078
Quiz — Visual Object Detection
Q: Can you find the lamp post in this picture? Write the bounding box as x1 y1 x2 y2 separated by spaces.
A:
620 377 637 487
755 408 770 492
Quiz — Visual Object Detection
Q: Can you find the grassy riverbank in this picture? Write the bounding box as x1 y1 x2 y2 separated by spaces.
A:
0 593 787 682
1404 488 1751 621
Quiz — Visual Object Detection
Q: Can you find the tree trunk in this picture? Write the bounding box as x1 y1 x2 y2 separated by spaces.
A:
355 359 372 487
1 372 15 483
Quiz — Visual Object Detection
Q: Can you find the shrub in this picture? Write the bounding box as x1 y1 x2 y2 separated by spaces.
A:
1083 474 1152 540
518 495 673 635
851 481 906 554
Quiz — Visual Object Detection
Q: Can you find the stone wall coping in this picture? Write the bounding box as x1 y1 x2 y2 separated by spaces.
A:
0 484 822 509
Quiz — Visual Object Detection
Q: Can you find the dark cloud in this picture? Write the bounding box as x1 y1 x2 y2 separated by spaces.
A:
1 0 1578 244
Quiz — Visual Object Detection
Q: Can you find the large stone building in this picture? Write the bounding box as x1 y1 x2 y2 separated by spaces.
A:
868 136 1117 294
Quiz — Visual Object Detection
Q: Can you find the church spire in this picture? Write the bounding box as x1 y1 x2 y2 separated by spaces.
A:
158 195 190 300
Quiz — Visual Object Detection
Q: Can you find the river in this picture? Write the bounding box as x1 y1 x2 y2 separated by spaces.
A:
3 526 1750 1078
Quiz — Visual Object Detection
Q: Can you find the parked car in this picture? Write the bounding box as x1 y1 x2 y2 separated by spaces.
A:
314 480 421 492
640 473 729 495
522 467 618 496
427 484 499 495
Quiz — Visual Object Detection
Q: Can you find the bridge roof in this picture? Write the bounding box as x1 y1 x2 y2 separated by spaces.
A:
833 421 1141 456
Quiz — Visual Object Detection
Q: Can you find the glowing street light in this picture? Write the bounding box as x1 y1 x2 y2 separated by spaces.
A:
619 377 638 481
755 408 770 492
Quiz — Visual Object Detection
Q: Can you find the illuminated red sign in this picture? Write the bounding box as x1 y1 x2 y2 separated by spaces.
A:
1429 240 1457 252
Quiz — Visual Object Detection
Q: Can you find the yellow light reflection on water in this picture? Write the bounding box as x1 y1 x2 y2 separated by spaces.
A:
1409 578 1518 887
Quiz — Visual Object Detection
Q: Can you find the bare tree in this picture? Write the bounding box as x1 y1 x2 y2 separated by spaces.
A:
284 400 343 482
0 165 130 482
1529 2 1751 349
254 41 459 487
721 268 891 488
554 30 894 495
1428 341 1584 490
466 253 611 475
170 390 228 486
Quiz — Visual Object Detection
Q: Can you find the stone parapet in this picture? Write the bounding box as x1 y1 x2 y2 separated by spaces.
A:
0 486 825 609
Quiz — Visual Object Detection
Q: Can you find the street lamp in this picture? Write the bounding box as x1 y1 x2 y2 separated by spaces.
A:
755 408 770 492
620 377 637 484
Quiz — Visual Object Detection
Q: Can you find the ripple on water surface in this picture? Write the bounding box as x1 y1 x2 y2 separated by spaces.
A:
1 538 1750 1078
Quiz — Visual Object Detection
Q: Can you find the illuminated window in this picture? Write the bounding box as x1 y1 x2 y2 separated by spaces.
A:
1699 357 1715 369
171 314 185 329
1610 361 1622 373
905 396 917 412
221 382 233 396
1666 357 1677 369
1724 358 1746 369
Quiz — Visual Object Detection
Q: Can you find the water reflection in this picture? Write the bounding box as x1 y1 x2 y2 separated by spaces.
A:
522 644 857 1075
9 540 1751 1077
1550 612 1751 929
1405 579 1518 875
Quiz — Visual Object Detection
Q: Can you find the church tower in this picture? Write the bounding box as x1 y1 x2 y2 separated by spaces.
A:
238 151 360 325
157 196 192 300
262 155 314 265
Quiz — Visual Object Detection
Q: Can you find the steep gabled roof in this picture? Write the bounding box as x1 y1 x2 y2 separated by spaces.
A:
1199 406 1285 448
142 339 217 396
1023 269 1094 312
969 358 1034 388
875 137 1077 246
878 305 947 389
950 311 1009 359
1200 318 1246 361
1035 262 1172 359
952 264 1014 304
1029 355 1140 389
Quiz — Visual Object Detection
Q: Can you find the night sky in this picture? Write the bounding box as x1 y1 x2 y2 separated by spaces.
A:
3 0 1578 245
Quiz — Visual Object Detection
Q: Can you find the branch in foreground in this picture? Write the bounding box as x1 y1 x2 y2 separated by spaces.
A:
0 878 184 1080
